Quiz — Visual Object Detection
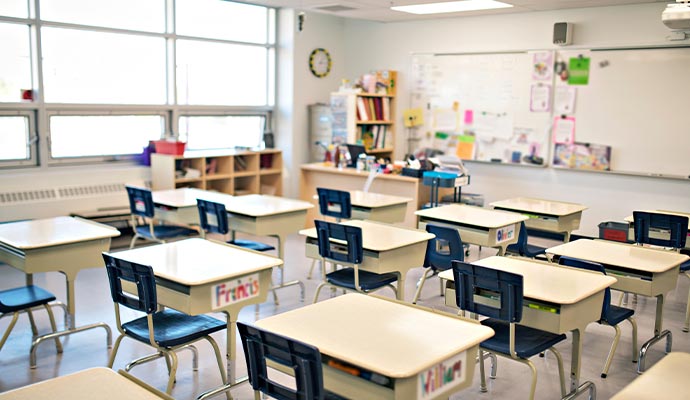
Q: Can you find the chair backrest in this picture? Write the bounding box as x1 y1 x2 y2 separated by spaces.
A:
423 224 464 271
197 199 229 235
126 185 156 218
633 211 688 249
452 261 523 323
558 256 609 319
515 221 528 252
314 220 363 265
102 253 158 314
316 188 351 220
237 321 325 400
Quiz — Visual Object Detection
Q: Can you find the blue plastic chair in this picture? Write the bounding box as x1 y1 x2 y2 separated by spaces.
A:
632 211 690 332
316 188 351 221
197 199 275 252
505 222 547 258
312 220 398 303
558 256 638 378
238 321 341 400
412 224 464 304
125 186 198 249
102 254 228 396
452 261 566 400
0 286 63 362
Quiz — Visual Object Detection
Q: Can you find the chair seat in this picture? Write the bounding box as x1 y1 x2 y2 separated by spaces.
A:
229 239 275 252
680 259 690 272
122 309 226 348
523 243 547 258
480 318 567 359
0 285 56 313
603 304 635 326
325 268 398 291
135 225 198 240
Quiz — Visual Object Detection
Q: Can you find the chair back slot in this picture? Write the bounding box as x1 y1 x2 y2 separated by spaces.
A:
197 199 229 235
125 186 156 218
452 261 523 322
314 220 363 265
633 211 688 249
424 224 464 271
317 188 351 220
103 254 158 314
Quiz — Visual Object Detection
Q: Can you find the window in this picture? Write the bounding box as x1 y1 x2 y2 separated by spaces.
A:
39 0 165 32
0 114 36 167
0 23 32 103
176 40 268 106
41 28 167 104
0 0 275 167
179 115 265 151
49 115 164 159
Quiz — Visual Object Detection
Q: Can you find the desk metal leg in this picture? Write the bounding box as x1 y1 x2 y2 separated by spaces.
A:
561 381 596 400
637 294 672 374
562 328 597 400
27 273 113 368
267 234 305 305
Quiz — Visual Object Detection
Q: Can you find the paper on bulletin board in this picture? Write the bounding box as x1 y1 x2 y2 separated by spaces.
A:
403 108 424 127
530 83 551 112
474 111 513 140
553 142 611 171
554 86 577 114
552 116 576 144
455 135 476 160
531 51 554 81
568 57 590 85
433 109 459 132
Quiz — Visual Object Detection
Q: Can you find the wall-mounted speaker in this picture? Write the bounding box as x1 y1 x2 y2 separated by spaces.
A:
553 22 573 46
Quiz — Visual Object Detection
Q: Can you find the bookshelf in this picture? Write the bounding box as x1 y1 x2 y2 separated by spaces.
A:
330 84 396 160
151 149 282 196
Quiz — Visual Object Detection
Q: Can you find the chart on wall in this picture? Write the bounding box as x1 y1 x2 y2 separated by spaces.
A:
410 51 553 165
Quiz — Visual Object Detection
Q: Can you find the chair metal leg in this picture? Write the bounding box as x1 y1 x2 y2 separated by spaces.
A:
313 282 327 304
307 259 319 280
684 277 690 333
629 317 638 364
0 313 20 352
164 350 179 394
204 336 231 400
412 269 433 304
525 359 538 400
488 352 497 379
129 234 140 249
478 349 488 393
601 324 621 378
27 309 39 336
125 351 165 372
107 334 127 368
548 346 567 398
43 304 64 354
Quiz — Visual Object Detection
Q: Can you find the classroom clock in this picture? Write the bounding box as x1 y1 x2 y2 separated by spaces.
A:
309 48 331 78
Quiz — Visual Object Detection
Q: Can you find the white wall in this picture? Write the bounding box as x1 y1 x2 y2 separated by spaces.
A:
277 10 346 198
339 3 690 236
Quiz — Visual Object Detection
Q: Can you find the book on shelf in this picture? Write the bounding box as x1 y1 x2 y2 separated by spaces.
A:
382 97 390 121
356 97 369 121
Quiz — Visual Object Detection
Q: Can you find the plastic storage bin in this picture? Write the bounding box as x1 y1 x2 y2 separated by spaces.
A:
598 221 629 242
153 140 186 155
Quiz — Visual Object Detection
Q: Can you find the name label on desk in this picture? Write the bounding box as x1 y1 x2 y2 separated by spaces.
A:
418 351 466 400
496 224 516 243
212 273 260 309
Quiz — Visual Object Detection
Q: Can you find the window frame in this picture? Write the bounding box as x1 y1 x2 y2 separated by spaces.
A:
177 109 271 151
0 110 38 168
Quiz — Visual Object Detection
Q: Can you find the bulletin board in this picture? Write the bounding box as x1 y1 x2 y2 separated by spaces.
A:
553 46 690 177
410 51 553 165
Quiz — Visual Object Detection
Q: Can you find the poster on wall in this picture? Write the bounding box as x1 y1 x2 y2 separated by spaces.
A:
553 142 611 170
531 51 554 81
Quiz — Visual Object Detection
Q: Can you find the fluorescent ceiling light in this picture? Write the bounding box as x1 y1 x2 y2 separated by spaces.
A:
391 0 513 14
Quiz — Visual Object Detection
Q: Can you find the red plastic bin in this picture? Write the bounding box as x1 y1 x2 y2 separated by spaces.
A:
598 221 629 242
153 140 186 155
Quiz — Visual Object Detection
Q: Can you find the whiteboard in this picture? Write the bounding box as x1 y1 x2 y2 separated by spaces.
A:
557 47 690 177
410 52 553 163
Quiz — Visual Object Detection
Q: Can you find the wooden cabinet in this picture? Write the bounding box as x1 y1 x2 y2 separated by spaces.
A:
151 149 282 196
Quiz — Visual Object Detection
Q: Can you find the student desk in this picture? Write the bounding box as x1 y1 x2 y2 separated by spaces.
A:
349 190 412 223
152 188 313 302
0 367 173 400
490 197 587 242
546 239 689 373
0 216 119 367
623 209 690 249
107 238 282 396
439 256 615 397
299 220 434 301
610 352 690 400
415 204 528 256
255 294 494 400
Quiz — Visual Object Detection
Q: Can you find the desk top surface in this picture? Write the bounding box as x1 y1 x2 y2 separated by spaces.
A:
547 239 689 273
255 294 494 378
438 256 616 305
349 190 413 208
490 197 588 216
415 204 528 228
0 216 120 250
108 238 281 285
610 352 690 400
0 368 169 400
299 220 434 252
153 188 313 216
301 162 421 183
623 209 690 224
